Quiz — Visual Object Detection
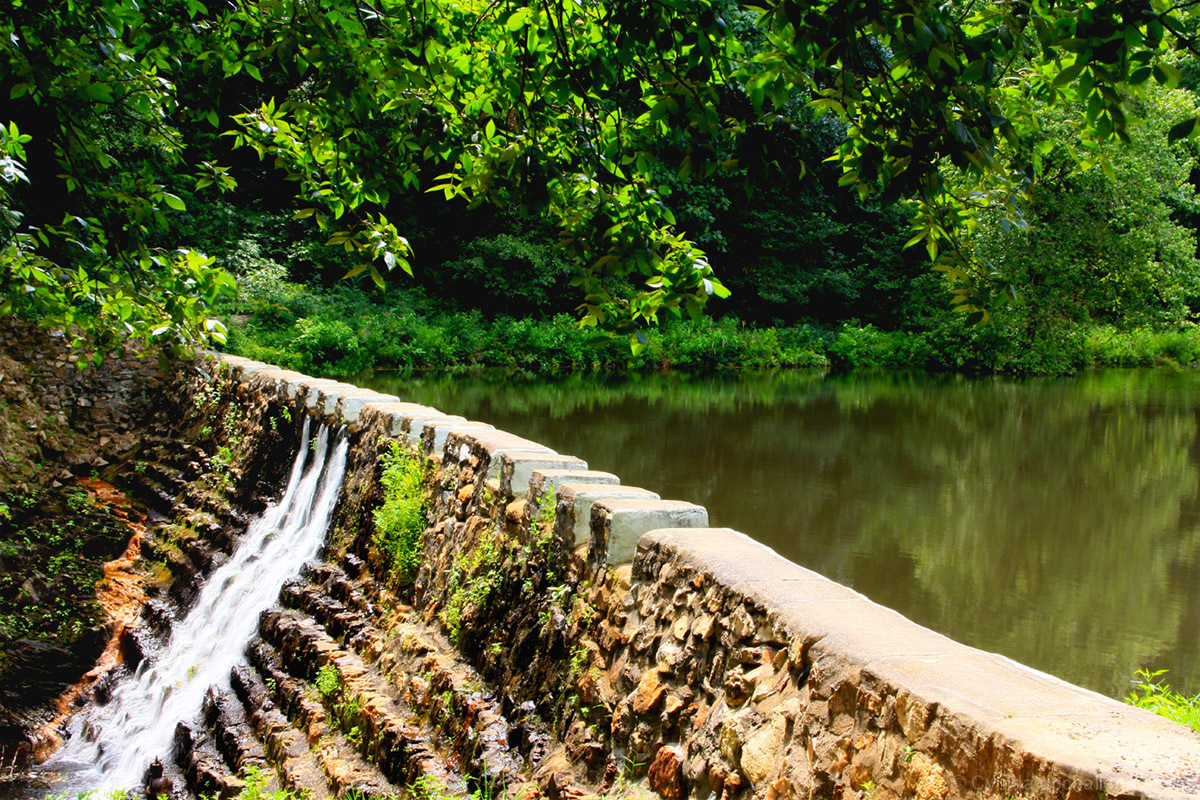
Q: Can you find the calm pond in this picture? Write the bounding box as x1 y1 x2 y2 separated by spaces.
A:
359 368 1200 700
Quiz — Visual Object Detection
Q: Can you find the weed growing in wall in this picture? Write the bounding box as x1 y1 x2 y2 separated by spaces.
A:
315 663 341 698
373 441 427 586
440 532 504 646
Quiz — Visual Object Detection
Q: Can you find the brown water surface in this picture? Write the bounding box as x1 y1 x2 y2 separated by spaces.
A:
360 368 1200 699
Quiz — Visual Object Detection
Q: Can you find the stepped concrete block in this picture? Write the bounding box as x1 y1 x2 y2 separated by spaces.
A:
334 389 402 424
555 483 660 549
233 360 279 381
211 353 278 382
250 369 310 402
419 420 495 459
590 498 707 568
445 428 558 482
315 384 381 418
284 377 336 403
527 469 619 509
400 412 466 445
359 401 445 438
499 453 588 499
295 379 348 410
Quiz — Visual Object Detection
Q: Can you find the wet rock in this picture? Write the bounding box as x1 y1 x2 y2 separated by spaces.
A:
648 745 685 800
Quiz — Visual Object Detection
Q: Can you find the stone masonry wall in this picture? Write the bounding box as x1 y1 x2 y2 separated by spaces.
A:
0 317 167 488
206 352 1200 800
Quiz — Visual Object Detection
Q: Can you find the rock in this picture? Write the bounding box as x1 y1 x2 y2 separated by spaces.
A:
648 745 685 800
724 668 753 706
728 605 755 639
633 668 667 714
692 615 715 640
766 778 795 800
218 775 246 800
663 694 684 716
740 714 787 785
719 717 744 763
709 764 727 797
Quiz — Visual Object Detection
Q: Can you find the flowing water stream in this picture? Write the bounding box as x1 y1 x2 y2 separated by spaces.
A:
39 418 348 795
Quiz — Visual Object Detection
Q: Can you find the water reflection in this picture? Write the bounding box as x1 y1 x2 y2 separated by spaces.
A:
359 368 1200 699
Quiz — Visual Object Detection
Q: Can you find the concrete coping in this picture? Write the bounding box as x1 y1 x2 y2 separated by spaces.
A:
418 419 495 458
635 527 1200 800
443 428 559 483
296 380 359 412
527 469 620 509
554 483 661 549
358 401 447 438
590 498 707 568
499 453 588 500
283 376 338 402
314 384 400 419
210 354 279 383
332 389 403 424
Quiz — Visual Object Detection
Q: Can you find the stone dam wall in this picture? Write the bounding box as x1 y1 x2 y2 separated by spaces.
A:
188 351 1200 800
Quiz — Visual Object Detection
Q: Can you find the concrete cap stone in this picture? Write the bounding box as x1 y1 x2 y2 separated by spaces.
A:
591 498 707 568
444 428 559 483
499 453 588 499
358 401 446 438
418 419 495 458
284 377 337 403
528 469 619 508
299 382 358 414
635 526 1200 800
334 389 402 424
314 384 389 419
554 483 661 549
232 360 279 381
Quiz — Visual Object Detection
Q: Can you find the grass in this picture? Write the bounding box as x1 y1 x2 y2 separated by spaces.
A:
1126 669 1200 731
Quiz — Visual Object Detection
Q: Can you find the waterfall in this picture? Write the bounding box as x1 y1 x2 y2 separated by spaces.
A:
46 417 349 794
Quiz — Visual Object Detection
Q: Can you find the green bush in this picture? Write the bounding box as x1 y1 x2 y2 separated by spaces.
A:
293 318 372 376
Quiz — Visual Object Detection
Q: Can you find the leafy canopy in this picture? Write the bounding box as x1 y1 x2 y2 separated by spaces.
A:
2 0 1199 354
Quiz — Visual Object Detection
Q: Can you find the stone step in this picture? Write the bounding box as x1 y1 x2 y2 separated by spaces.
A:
175 717 251 800
202 685 271 776
276 572 528 792
257 608 469 795
231 658 333 800
243 634 409 799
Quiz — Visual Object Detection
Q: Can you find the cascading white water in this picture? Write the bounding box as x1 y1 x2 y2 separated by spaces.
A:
46 417 349 794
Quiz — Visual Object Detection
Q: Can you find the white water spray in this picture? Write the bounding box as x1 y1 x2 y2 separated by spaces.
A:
48 417 348 793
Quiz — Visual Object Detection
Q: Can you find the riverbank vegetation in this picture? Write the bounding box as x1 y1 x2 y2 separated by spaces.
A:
7 0 1200 372
1127 670 1200 732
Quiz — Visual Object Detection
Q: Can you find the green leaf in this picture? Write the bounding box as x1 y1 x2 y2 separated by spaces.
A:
82 82 115 103
1052 62 1085 88
1167 117 1197 144
162 193 186 211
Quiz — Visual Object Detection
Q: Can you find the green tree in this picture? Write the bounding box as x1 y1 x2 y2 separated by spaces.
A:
3 0 1199 352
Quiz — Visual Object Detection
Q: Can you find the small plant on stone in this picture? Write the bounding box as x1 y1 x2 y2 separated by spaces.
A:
315 663 341 698
1126 669 1200 731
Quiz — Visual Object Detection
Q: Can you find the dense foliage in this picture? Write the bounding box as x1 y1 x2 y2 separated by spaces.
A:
4 0 1200 363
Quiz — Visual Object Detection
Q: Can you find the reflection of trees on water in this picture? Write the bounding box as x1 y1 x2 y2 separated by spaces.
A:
363 369 1200 698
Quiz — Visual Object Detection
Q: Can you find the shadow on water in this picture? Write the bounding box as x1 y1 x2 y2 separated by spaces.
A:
360 367 1200 700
